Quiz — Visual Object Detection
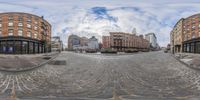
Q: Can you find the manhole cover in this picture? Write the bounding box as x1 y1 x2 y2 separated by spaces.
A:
49 60 66 65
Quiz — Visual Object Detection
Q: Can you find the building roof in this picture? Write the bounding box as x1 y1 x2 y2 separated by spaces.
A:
0 12 51 27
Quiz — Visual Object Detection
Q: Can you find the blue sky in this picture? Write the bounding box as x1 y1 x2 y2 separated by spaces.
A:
0 0 200 47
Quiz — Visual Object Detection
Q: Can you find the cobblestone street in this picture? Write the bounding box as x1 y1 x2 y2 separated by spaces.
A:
0 51 200 100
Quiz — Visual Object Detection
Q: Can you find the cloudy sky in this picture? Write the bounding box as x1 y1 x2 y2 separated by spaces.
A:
0 0 200 47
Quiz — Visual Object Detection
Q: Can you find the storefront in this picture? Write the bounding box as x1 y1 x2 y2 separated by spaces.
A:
174 44 181 53
0 36 48 54
183 37 200 53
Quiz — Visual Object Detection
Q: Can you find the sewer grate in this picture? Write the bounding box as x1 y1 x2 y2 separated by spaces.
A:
49 60 66 65
43 56 51 60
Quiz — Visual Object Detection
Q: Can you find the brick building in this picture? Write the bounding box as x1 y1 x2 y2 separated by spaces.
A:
171 13 200 53
102 32 150 52
170 18 184 53
0 12 51 54
102 36 110 48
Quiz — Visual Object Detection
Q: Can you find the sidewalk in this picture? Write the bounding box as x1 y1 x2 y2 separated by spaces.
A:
0 52 59 71
174 53 200 70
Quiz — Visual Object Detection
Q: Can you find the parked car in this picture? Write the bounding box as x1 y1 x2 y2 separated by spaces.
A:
164 49 168 53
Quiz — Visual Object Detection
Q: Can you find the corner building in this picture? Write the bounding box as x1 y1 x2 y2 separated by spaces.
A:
171 13 200 54
182 14 200 53
0 12 51 54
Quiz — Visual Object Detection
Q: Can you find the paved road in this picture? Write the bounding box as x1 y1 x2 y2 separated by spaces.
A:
0 51 200 100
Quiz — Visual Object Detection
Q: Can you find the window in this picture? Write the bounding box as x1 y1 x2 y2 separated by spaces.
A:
199 24 200 28
18 29 23 36
185 34 188 41
192 33 195 39
0 23 2 27
0 30 2 36
27 16 32 22
27 31 32 37
18 16 23 22
18 22 23 27
34 21 38 24
8 16 13 20
34 26 38 30
27 24 31 28
8 22 13 26
27 19 31 22
8 29 13 36
34 33 38 38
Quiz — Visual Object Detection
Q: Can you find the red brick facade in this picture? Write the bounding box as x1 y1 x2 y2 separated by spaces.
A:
0 12 51 54
102 32 150 52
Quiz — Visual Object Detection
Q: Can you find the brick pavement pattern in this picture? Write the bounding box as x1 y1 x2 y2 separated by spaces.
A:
0 51 200 100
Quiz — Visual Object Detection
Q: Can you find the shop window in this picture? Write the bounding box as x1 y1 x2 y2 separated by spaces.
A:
22 41 28 54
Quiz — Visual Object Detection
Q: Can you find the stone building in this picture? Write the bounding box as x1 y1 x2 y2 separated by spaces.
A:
145 33 158 49
51 36 62 52
87 36 99 50
170 18 184 53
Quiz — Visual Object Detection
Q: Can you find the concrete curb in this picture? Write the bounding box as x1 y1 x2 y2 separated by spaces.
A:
0 52 60 73
170 53 200 71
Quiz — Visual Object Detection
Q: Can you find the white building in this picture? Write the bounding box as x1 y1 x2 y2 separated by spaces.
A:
88 36 99 50
51 36 63 52
132 28 137 35
145 33 157 48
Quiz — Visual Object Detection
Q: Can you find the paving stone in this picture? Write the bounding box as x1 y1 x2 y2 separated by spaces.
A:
0 51 199 99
